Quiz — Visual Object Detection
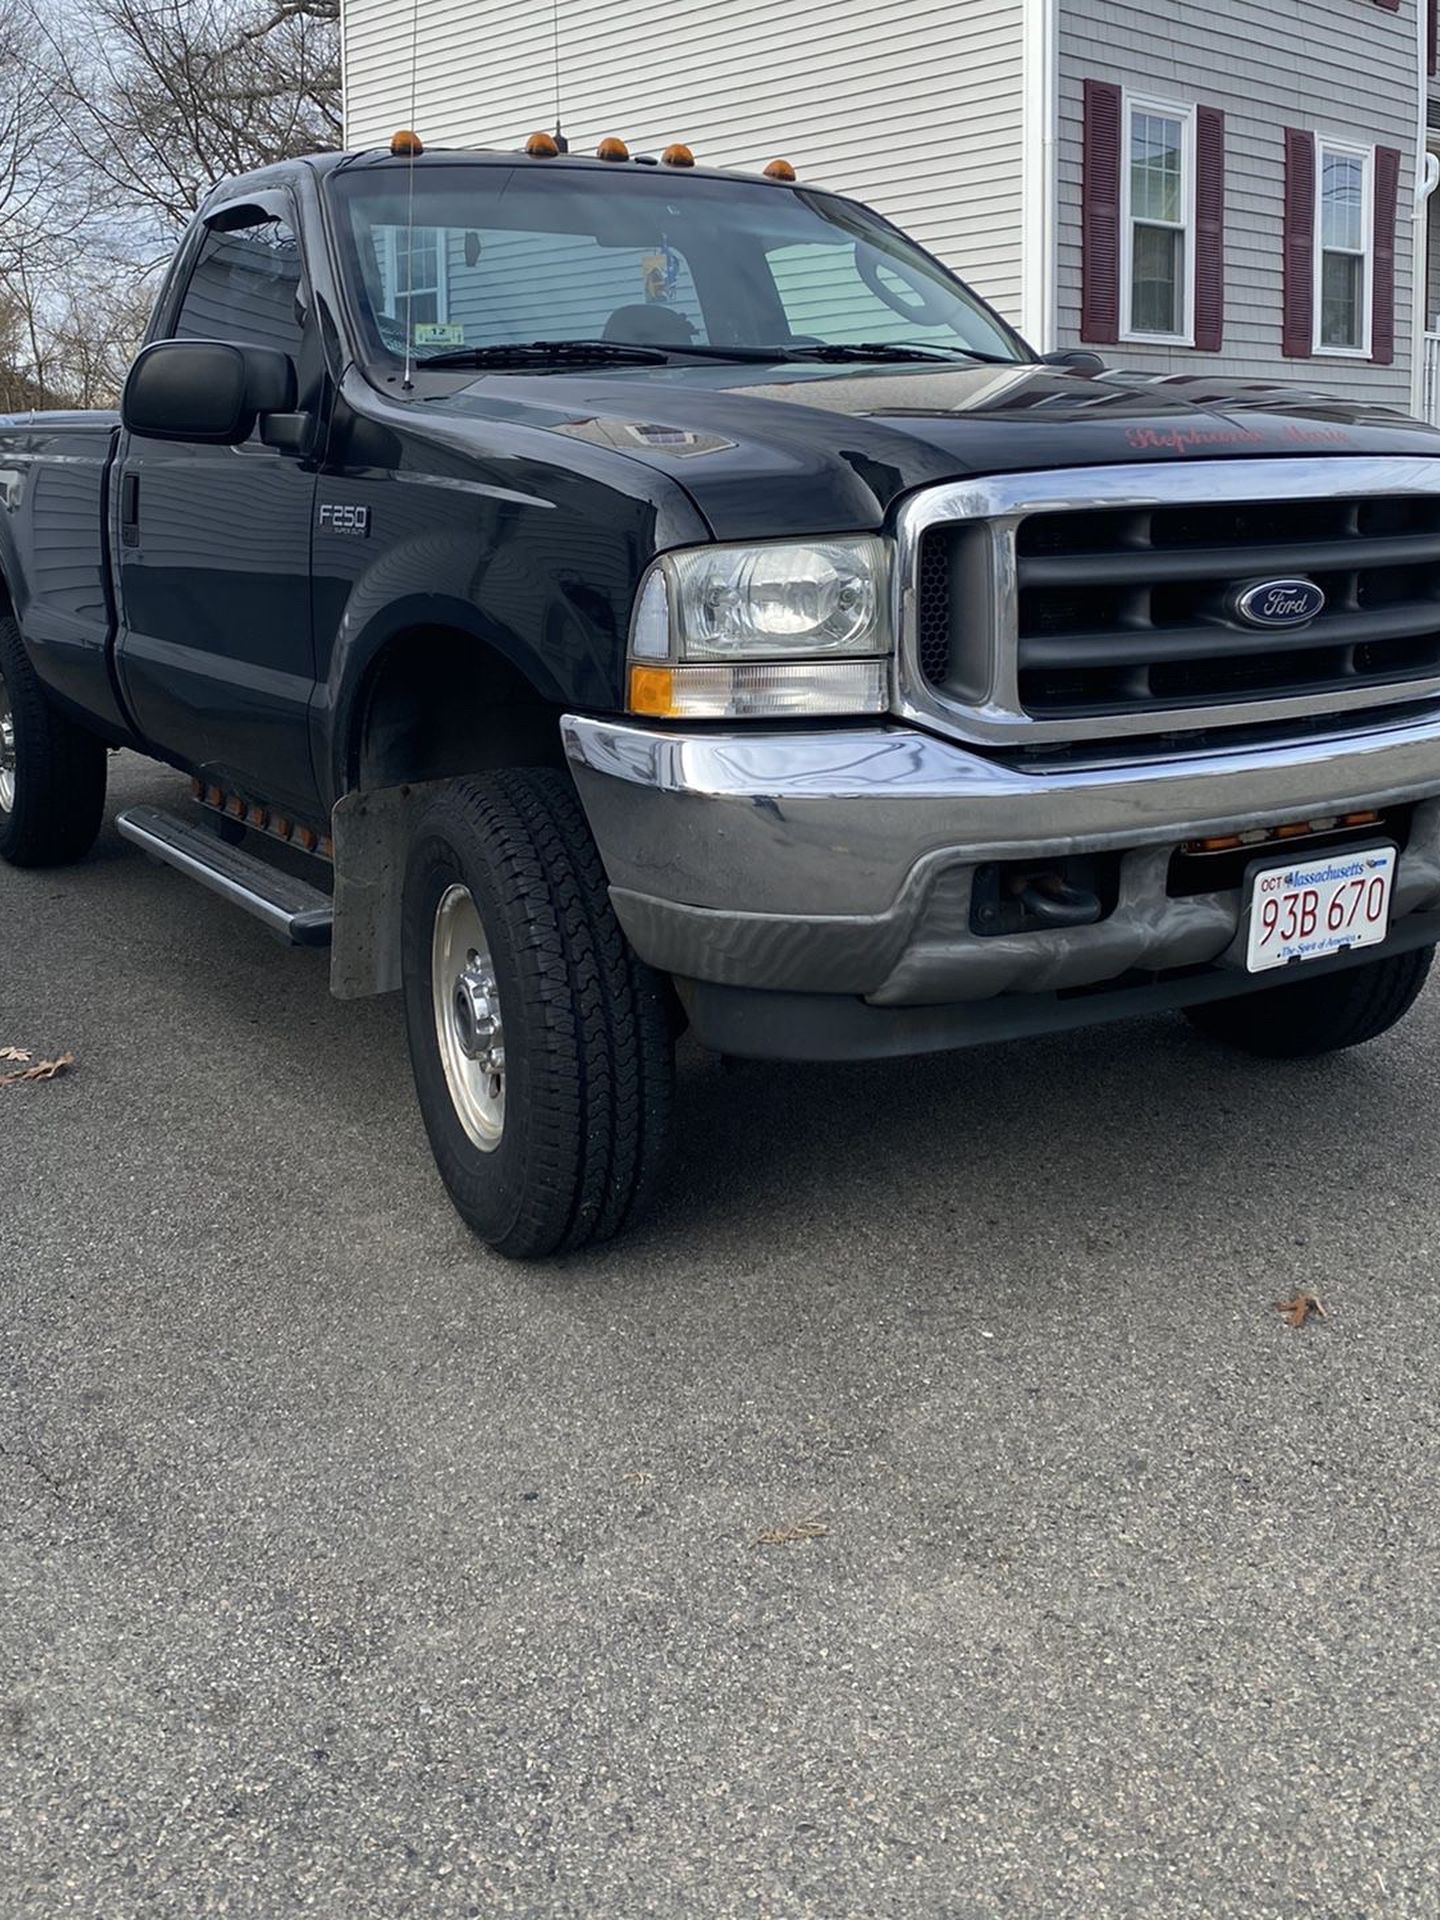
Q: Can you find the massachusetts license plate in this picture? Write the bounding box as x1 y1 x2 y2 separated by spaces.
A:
1245 845 1396 974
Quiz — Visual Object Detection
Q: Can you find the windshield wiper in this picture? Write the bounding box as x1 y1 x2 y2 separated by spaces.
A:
610 341 794 362
414 340 670 370
410 337 1020 373
775 341 1016 366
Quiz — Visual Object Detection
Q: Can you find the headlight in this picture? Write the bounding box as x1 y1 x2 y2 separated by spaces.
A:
628 534 892 718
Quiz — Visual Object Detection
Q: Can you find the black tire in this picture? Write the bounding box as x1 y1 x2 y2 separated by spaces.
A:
1184 945 1434 1059
0 611 107 868
401 768 674 1259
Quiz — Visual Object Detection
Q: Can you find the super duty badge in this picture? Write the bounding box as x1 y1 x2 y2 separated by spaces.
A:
318 502 370 537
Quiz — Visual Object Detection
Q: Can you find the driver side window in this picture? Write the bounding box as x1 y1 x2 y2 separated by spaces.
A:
172 211 306 359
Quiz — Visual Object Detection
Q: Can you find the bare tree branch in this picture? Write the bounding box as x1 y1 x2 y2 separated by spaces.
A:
2 0 340 407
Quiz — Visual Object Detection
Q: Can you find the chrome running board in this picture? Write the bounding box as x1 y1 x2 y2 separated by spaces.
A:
117 805 333 947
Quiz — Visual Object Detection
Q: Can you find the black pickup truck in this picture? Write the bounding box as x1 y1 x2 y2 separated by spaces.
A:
6 135 1440 1256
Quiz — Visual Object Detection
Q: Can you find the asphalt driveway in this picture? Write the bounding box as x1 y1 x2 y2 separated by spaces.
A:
3 751 1439 1917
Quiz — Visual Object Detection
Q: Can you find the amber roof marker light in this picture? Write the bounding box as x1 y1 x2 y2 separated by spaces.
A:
763 158 797 181
390 128 424 156
525 130 561 157
596 136 630 161
660 143 695 167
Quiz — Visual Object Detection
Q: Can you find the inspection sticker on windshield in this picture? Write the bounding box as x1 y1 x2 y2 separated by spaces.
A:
1245 846 1395 973
414 322 464 345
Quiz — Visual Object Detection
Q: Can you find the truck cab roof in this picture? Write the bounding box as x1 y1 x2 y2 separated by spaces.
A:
202 143 814 207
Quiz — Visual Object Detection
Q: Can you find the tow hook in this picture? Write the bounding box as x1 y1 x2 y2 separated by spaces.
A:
1009 868 1102 929
971 858 1110 937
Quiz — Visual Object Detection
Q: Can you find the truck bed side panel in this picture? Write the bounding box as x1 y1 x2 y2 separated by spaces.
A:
0 412 133 742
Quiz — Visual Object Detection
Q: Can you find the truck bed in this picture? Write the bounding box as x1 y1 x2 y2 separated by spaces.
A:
0 411 126 739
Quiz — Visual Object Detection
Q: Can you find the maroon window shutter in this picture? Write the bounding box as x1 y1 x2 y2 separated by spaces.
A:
1081 79 1122 344
1282 128 1315 358
1372 144 1400 365
1194 107 1225 351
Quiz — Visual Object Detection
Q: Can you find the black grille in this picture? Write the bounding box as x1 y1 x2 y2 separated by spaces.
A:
1013 495 1440 719
916 529 951 682
914 494 1440 724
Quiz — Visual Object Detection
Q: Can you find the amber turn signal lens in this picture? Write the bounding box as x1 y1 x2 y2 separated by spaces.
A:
596 136 629 161
1342 810 1380 826
660 143 695 167
389 128 424 156
763 158 796 181
628 665 676 716
525 130 560 157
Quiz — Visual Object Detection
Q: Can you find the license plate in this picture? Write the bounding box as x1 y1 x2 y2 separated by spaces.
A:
1245 845 1396 973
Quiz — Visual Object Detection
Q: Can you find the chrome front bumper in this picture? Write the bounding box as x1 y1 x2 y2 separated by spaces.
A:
561 710 1440 1009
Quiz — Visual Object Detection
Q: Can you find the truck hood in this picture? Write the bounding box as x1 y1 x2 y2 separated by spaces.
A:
422 359 1440 540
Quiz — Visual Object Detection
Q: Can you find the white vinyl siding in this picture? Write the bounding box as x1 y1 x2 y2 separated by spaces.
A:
1056 0 1417 404
342 0 1030 329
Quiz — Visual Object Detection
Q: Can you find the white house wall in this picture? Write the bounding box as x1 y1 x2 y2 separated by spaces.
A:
341 0 1030 327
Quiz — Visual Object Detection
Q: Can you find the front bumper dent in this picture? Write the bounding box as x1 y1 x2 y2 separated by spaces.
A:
561 709 1440 1013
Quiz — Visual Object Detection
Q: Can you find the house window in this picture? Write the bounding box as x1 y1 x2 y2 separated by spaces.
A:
1314 140 1372 354
1122 98 1195 341
372 227 449 327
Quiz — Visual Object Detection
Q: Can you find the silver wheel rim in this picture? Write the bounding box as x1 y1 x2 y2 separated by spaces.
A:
0 669 15 816
432 883 506 1152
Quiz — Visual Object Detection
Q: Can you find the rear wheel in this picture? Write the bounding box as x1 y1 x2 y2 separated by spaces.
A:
1184 946 1434 1058
401 768 674 1259
0 612 107 868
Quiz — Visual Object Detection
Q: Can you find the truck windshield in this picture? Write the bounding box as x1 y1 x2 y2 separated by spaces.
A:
327 163 1028 368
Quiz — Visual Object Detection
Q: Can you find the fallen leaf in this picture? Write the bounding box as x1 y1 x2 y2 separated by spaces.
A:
0 1052 75 1088
1276 1292 1327 1329
755 1518 830 1548
0 1047 32 1062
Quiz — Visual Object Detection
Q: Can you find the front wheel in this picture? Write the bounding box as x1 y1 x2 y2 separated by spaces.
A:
1183 945 1434 1058
400 769 675 1259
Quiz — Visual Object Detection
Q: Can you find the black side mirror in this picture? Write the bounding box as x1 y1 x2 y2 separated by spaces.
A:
1041 349 1107 377
122 339 297 445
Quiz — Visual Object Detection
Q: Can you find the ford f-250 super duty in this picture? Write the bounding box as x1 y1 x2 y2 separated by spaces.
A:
6 133 1440 1257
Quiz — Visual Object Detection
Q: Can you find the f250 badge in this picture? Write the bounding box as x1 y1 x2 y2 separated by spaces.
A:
318 502 370 537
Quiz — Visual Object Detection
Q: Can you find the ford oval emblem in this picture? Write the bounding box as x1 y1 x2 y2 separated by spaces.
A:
1231 577 1326 628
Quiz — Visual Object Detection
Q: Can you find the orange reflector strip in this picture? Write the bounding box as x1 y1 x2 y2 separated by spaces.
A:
1274 821 1312 838
390 128 424 156
628 665 676 716
596 136 629 161
763 158 797 181
1197 834 1243 852
660 143 695 167
1343 810 1380 826
525 130 560 157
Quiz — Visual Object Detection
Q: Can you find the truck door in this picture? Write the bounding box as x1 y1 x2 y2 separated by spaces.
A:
114 193 321 814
